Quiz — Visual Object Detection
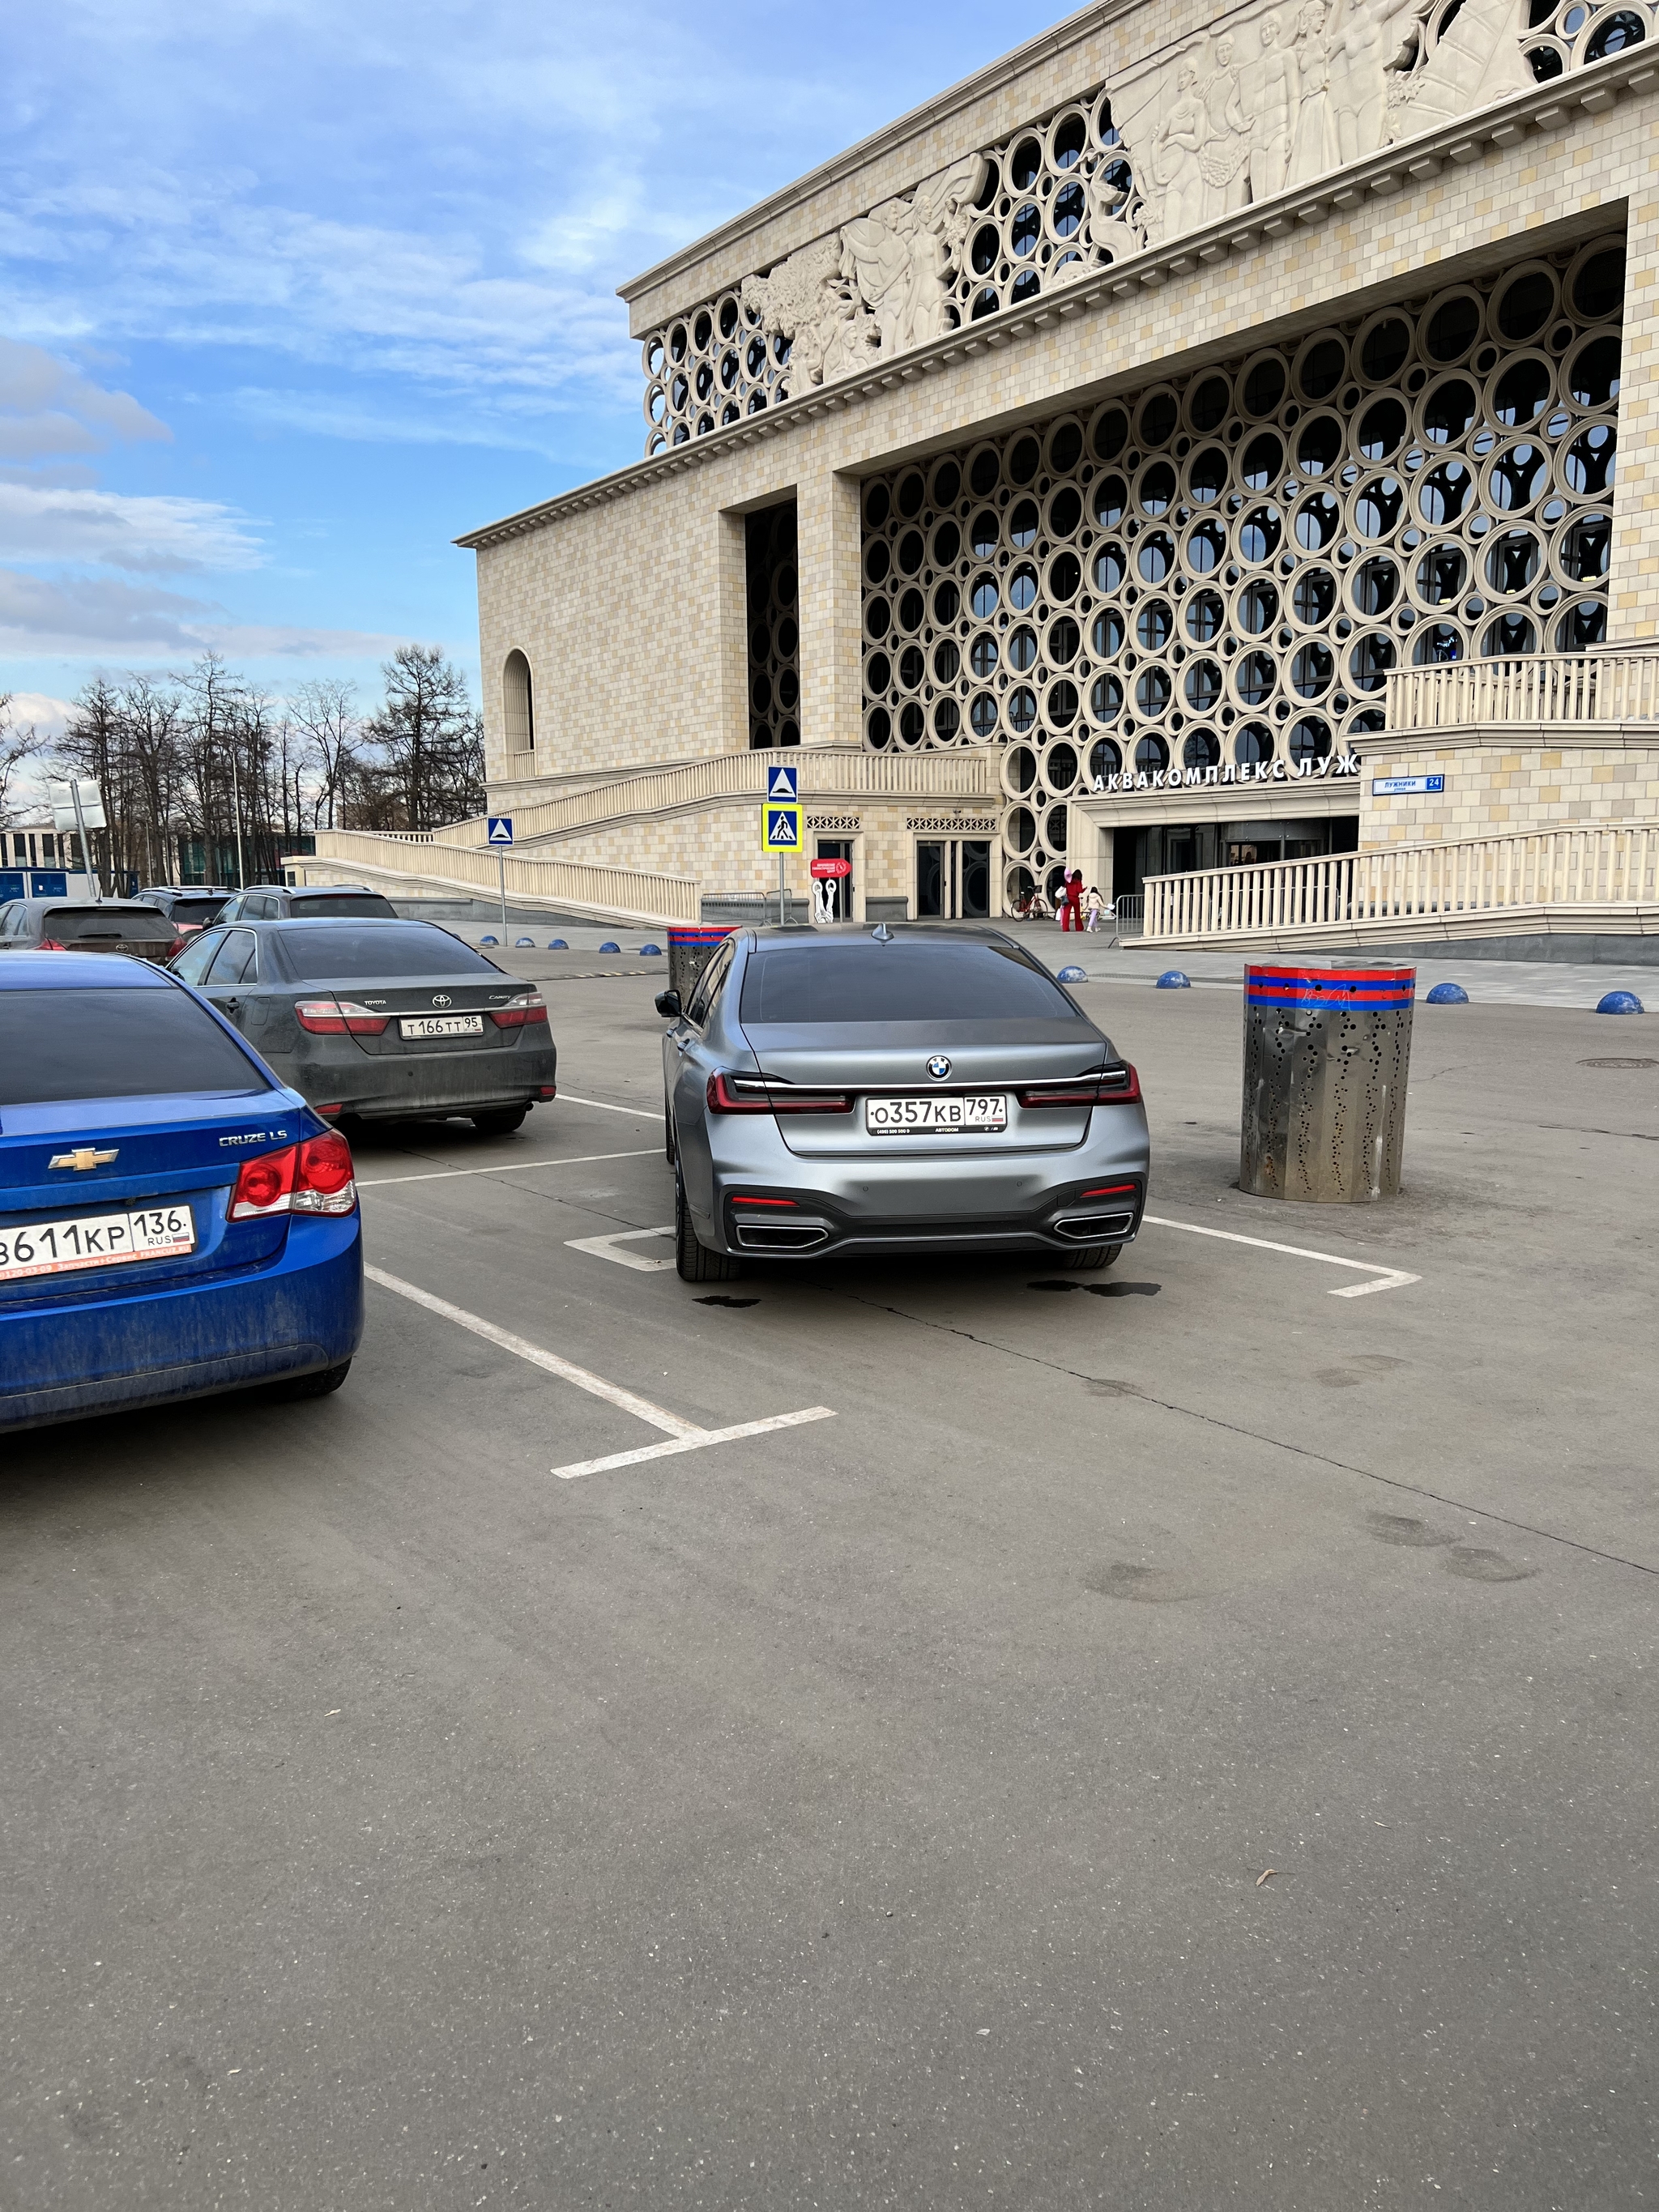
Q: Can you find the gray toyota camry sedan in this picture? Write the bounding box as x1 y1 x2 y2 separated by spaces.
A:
658 924 1150 1282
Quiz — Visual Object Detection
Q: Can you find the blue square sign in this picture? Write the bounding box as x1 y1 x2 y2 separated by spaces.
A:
487 816 514 846
766 765 799 803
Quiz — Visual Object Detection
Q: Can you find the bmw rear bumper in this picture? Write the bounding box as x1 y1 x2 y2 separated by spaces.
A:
0 1214 364 1432
694 1113 1152 1260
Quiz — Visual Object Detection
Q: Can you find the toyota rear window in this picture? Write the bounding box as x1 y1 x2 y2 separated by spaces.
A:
41 908 173 942
272 924 497 979
0 987 265 1104
739 941 1076 1023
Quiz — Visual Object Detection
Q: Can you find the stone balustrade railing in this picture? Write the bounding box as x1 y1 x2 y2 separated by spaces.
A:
289 831 701 927
1144 822 1659 943
1385 655 1659 731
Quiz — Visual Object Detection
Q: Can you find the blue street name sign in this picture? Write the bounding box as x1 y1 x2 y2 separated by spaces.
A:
766 765 800 803
1371 775 1446 796
487 816 515 845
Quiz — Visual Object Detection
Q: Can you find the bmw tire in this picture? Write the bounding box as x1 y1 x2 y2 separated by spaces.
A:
675 1170 741 1283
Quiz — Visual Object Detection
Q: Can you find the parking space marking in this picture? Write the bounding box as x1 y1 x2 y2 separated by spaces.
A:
565 1225 675 1271
363 1264 835 1480
552 1407 836 1482
557 1093 664 1119
359 1148 657 1189
1142 1214 1421 1297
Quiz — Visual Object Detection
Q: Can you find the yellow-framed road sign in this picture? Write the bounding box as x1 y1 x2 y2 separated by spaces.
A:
763 804 802 852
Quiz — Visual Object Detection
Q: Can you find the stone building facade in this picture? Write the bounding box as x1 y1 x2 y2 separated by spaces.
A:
458 0 1659 921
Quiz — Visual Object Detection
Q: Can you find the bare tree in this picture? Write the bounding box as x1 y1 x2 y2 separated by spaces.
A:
356 645 485 832
288 678 361 831
0 694 45 829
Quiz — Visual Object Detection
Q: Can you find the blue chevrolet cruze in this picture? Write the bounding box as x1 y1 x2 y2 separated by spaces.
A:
0 951 364 1431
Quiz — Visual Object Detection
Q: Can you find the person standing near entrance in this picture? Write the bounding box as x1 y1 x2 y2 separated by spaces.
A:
1084 884 1105 932
1060 870 1084 931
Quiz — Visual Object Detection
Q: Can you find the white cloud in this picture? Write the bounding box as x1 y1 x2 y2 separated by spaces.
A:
3 690 75 743
0 339 169 461
0 569 399 662
0 482 261 573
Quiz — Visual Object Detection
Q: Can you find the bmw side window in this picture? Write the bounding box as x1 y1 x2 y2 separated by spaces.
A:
171 930 223 983
686 941 733 1027
206 931 257 985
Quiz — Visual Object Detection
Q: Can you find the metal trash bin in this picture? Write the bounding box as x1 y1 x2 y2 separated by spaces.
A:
1240 964 1416 1204
667 925 735 1007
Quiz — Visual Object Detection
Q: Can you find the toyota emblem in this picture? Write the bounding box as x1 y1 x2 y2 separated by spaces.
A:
927 1055 951 1080
432 993 452 1008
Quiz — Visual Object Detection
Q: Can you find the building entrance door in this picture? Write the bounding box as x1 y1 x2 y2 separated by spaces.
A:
915 840 992 919
814 838 854 922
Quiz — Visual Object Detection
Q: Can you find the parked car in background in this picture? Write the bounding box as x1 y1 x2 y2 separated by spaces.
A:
215 884 397 922
0 900 182 963
168 918 557 1133
0 951 362 1431
133 885 235 935
659 923 1150 1282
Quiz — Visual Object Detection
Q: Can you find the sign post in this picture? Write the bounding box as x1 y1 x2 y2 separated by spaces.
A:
50 778 106 902
487 816 514 939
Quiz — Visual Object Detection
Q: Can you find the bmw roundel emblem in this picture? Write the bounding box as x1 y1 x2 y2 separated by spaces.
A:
927 1055 952 1080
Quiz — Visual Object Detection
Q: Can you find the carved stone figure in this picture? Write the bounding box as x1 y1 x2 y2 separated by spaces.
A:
1246 13 1301 202
1288 0 1340 185
1390 0 1532 135
1147 58 1209 241
842 153 987 359
1083 149 1145 264
1200 34 1254 219
1328 0 1424 163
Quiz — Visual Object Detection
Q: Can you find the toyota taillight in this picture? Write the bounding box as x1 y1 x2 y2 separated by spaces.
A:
295 997 389 1035
488 991 548 1028
706 1071 854 1115
166 936 190 963
1017 1063 1141 1109
36 937 66 951
230 1131 356 1219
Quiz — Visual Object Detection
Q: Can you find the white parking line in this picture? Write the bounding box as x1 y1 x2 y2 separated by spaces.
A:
359 1148 657 1189
1141 1214 1421 1297
364 1264 835 1479
557 1093 664 1119
565 1225 674 1272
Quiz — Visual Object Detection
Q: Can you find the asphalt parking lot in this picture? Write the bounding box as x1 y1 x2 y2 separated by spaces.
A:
4 964 1657 2210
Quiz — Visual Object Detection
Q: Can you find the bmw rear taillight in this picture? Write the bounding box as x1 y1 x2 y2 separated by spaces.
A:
488 991 548 1028
230 1131 357 1219
706 1071 853 1114
295 997 389 1036
1017 1063 1141 1109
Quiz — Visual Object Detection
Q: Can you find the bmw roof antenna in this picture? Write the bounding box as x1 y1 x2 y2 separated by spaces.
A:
871 921 893 941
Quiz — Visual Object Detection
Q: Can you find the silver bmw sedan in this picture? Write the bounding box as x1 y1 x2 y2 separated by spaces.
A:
658 924 1151 1283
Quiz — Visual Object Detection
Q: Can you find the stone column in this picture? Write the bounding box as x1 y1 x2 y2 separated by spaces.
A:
714 508 752 752
796 467 864 748
1608 197 1659 648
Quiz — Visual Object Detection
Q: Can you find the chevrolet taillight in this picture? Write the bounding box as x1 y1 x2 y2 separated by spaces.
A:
1017 1063 1141 1109
230 1131 357 1219
295 997 389 1035
488 991 548 1028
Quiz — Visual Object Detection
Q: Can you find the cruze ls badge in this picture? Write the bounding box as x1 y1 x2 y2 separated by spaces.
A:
927 1055 951 1080
49 1146 118 1171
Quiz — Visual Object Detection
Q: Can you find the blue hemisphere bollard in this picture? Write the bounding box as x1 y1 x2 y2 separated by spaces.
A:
514 936 535 948
1597 990 1645 1015
1157 970 1192 990
598 940 621 953
480 933 498 945
548 938 568 949
1426 981 1469 1004
639 943 663 956
1057 963 1088 982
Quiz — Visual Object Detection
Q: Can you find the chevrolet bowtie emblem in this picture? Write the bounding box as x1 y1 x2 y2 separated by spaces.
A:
49 1147 119 1171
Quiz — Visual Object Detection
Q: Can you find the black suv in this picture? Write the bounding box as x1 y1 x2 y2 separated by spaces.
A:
216 884 398 922
134 885 235 932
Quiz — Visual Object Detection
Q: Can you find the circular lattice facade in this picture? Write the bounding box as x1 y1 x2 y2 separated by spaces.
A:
856 237 1623 906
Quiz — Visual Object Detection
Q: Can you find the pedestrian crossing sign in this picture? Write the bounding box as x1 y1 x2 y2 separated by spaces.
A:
763 804 802 851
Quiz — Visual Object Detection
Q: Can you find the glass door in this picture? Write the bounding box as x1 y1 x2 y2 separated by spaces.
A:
916 839 993 919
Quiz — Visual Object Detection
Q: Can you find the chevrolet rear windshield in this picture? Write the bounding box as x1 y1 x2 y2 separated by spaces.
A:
272 924 497 980
739 941 1077 1023
0 987 265 1104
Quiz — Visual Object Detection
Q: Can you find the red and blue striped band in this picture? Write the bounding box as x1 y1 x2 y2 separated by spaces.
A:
1246 965 1416 1009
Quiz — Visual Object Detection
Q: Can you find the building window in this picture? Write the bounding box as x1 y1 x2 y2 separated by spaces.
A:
746 501 801 748
503 651 534 753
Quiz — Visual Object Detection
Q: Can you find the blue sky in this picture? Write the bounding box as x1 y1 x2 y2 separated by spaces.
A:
0 0 1062 739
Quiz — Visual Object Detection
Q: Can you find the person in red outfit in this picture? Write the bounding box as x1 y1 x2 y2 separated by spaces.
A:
1060 869 1084 931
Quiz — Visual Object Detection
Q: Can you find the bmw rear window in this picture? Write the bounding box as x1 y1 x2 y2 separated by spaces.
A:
272 924 497 979
739 941 1076 1023
0 987 265 1104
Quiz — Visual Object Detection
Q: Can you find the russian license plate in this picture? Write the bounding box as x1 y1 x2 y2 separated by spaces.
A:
866 1093 1008 1134
0 1204 195 1283
399 1014 484 1039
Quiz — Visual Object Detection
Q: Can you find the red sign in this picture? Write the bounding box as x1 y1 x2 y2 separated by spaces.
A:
809 858 852 880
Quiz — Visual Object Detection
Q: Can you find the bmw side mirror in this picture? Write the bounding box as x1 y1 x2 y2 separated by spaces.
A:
655 989 682 1019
